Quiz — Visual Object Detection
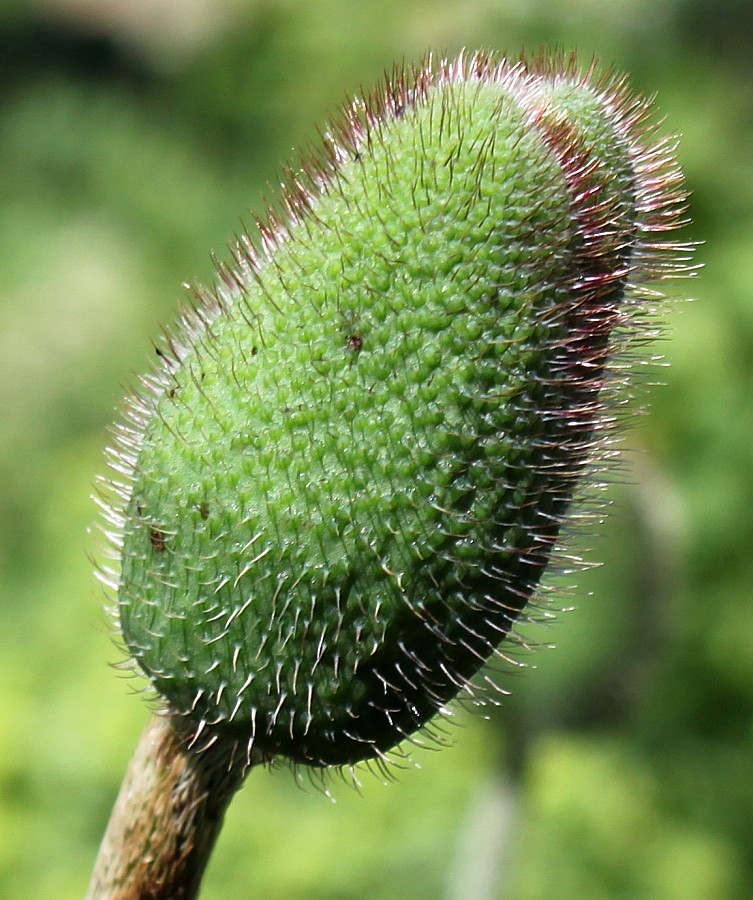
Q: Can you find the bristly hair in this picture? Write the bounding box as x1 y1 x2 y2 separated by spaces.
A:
93 49 693 776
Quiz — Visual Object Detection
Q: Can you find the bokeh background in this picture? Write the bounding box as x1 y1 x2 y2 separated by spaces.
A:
0 0 748 897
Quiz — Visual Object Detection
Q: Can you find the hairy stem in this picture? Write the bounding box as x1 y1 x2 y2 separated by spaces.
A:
86 715 253 900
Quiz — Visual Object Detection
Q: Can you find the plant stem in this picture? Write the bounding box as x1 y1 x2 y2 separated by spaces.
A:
86 715 254 900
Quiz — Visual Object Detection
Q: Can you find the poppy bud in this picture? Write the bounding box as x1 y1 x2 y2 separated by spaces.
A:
102 51 690 768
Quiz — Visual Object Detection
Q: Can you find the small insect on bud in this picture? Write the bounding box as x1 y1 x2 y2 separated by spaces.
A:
101 51 690 770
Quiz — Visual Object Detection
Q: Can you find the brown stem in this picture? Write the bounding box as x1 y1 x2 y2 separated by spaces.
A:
86 715 254 900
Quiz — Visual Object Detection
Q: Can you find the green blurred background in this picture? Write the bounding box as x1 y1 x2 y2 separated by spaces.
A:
0 0 748 897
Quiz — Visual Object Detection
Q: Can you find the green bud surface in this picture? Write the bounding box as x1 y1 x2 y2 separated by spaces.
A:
101 52 689 767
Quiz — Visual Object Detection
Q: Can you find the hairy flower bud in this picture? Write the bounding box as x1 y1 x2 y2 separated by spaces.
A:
99 51 690 768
